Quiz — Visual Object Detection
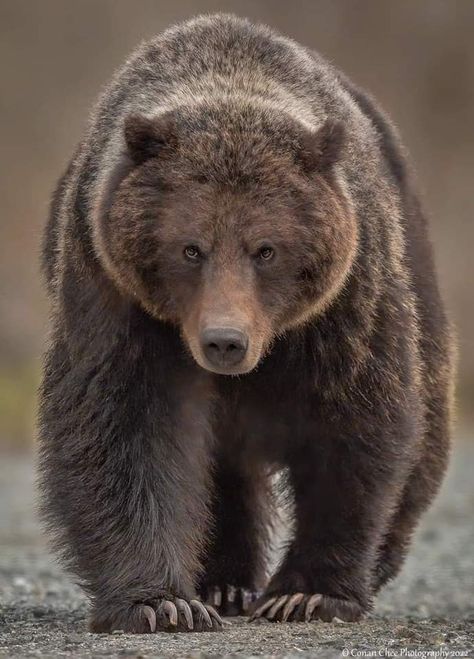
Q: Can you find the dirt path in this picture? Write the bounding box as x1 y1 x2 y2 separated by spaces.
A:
0 442 473 658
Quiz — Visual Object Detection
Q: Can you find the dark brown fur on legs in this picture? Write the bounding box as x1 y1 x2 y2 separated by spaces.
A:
39 295 223 632
337 75 454 592
38 14 453 633
197 455 271 615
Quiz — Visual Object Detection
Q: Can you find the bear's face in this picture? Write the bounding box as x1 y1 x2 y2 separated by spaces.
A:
96 113 357 375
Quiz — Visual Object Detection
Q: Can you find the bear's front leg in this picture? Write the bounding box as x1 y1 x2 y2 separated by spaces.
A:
198 455 271 615
251 406 417 624
38 326 223 633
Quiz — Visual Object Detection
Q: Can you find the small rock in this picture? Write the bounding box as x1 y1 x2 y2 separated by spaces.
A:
427 632 447 645
31 606 47 618
13 577 32 593
393 624 418 639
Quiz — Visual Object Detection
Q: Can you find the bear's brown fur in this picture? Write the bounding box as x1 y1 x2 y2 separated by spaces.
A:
38 14 454 633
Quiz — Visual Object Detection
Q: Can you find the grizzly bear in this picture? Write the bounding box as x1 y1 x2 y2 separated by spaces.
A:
38 14 454 633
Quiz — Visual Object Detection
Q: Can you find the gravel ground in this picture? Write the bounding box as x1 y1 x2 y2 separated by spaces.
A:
0 441 473 658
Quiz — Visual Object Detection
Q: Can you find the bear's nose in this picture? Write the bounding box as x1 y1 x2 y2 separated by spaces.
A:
201 327 248 368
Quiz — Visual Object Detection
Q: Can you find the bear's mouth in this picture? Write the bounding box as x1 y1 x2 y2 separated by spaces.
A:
195 357 260 376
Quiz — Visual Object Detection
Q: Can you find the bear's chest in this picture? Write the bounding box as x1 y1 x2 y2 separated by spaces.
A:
214 376 315 465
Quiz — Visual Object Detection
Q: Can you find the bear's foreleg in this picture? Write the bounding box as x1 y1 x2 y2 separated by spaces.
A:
38 330 222 633
251 409 418 623
198 457 272 615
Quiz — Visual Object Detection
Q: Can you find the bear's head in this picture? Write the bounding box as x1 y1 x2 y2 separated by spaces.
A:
94 105 357 375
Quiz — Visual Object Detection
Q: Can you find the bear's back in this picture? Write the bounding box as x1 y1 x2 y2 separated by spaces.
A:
90 14 377 151
103 15 332 125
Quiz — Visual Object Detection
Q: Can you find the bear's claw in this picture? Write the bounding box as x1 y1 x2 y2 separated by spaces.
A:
176 598 194 629
139 597 224 632
304 594 323 621
190 599 213 628
142 605 157 632
161 599 178 626
282 593 305 621
202 584 261 615
250 592 362 623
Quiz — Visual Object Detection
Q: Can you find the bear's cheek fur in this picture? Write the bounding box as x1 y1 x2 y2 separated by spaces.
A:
93 169 164 308
97 220 167 316
280 187 358 328
94 177 195 319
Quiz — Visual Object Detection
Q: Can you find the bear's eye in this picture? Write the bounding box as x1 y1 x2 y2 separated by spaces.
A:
184 245 201 261
258 246 275 261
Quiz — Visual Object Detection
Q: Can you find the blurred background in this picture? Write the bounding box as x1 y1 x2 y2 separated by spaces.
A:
1 0 473 450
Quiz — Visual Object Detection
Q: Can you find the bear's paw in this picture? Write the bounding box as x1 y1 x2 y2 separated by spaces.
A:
90 597 226 633
249 592 365 623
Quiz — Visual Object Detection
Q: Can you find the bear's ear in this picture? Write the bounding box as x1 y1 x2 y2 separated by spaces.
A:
298 119 345 174
124 113 176 164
